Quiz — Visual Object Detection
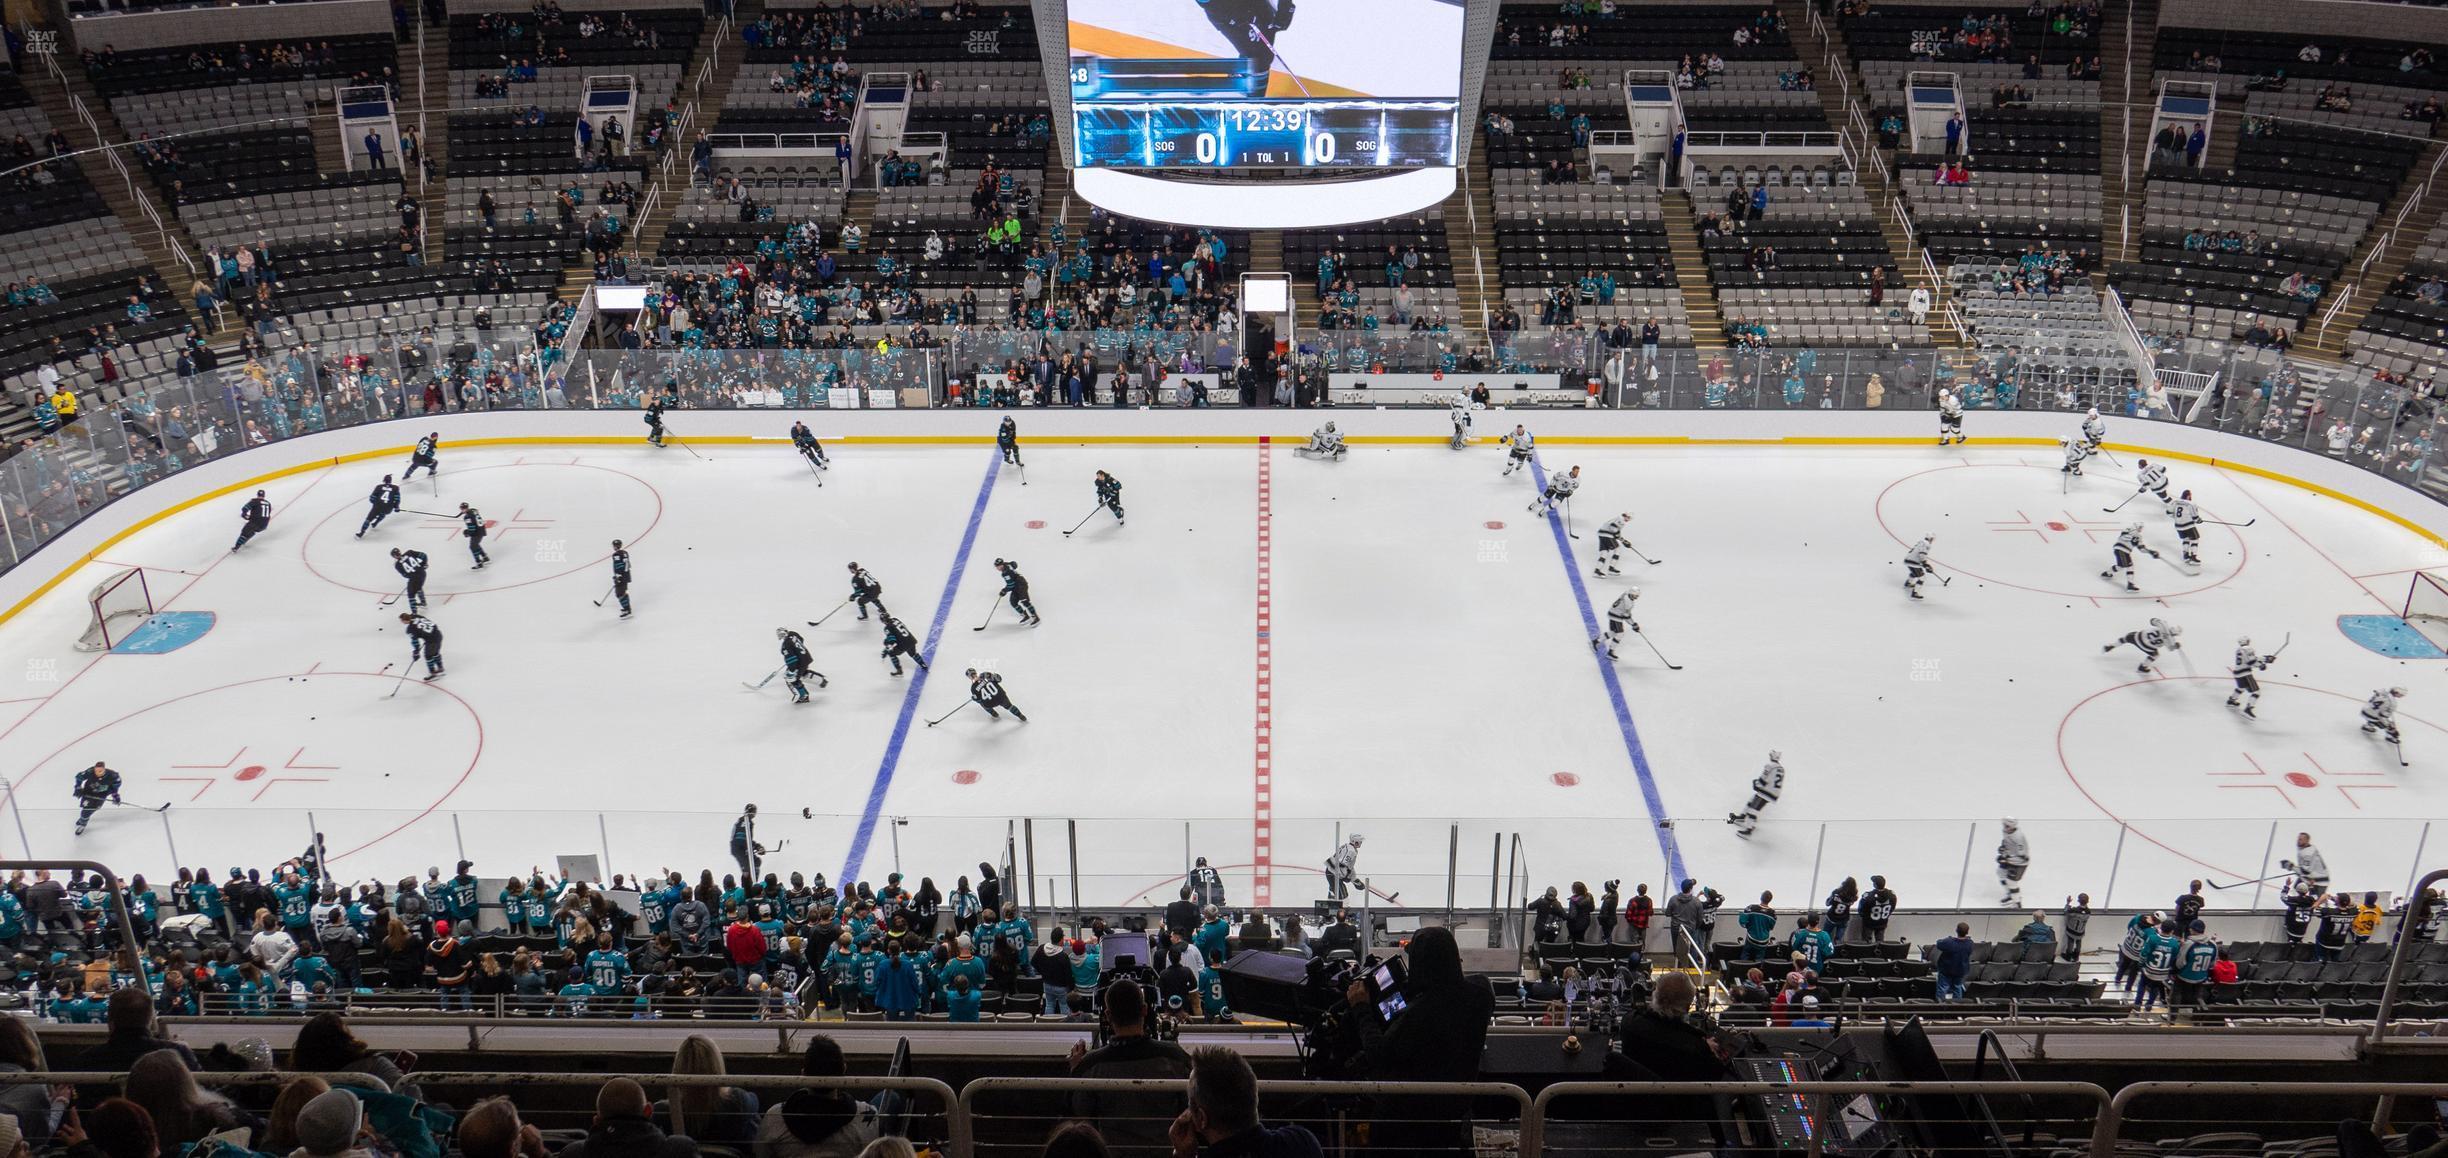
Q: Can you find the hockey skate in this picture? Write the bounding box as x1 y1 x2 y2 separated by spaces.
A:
619 609 632 619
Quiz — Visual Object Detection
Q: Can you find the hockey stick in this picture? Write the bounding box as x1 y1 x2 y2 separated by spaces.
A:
675 436 710 462
2095 446 2123 468
743 667 781 691
402 508 455 518
2201 518 2257 527
805 598 852 628
971 598 999 631
923 699 973 727
1634 627 1685 670
2395 731 2411 768
592 583 615 607
802 453 825 487
1624 539 1665 566
106 798 172 813
1242 22 1313 97
2269 631 2293 662
1562 495 1580 539
378 591 402 608
2101 491 2143 513
1016 461 1027 486
386 659 414 699
2204 871 2298 891
1060 505 1102 537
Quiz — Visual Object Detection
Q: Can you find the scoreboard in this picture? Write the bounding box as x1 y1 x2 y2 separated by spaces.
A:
1072 101 1458 170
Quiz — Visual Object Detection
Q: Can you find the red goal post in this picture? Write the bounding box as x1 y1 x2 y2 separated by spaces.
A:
74 567 156 652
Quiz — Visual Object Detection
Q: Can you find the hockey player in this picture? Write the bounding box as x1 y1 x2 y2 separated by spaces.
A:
1594 587 1640 659
965 668 1026 722
71 761 122 836
1530 464 1581 516
1594 513 1634 576
880 615 927 676
610 540 633 619
1325 833 1364 902
1996 818 2030 906
1500 425 1536 476
231 489 273 551
1300 421 1347 460
1726 750 1785 839
996 416 1021 467
2082 406 2108 450
994 558 1039 625
1937 390 1965 445
847 563 887 621
1094 470 1125 525
2059 436 2090 479
2165 490 2205 566
2227 636 2273 717
390 548 430 610
2100 522 2158 591
2134 458 2171 502
400 612 445 680
644 399 668 448
1903 534 1940 600
403 432 440 482
777 628 827 704
2103 616 2183 675
1449 400 1473 450
455 503 492 569
2282 832 2331 896
2362 687 2406 750
790 420 829 470
356 475 401 538
1198 0 1294 79
731 804 764 879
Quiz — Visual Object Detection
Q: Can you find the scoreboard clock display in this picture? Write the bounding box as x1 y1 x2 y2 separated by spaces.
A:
1072 98 1458 170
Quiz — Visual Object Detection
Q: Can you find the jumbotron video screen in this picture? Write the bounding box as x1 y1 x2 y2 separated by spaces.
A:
1067 0 1465 170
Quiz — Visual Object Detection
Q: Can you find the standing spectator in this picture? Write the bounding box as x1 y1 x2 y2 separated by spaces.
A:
429 922 472 1012
1067 981 1190 1155
1931 922 1975 1000
2061 893 2091 962
1857 875 1897 943
1339 926 1491 1156
1944 113 1963 155
364 129 385 170
2137 918 2178 1011
2315 895 2354 961
2354 892 2386 943
1595 881 1621 945
2185 124 2205 168
1165 1046 1323 1158
1821 878 1858 943
1163 889 1201 941
1737 891 1777 960
2174 881 2207 931
1564 882 1595 944
2171 921 2219 1010
1033 933 1073 1015
1624 883 1652 949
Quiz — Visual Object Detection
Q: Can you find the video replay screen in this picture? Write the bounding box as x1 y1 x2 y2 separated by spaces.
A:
1067 0 1465 170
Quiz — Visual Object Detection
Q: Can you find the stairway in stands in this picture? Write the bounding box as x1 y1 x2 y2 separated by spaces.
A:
1659 191 1726 350
1443 135 1500 333
403 23 450 266
627 0 757 274
2301 138 2448 360
1777 0 1960 348
18 53 215 333
2098 0 2158 266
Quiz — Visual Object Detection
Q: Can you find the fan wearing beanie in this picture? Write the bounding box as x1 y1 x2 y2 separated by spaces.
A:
290 1090 369 1158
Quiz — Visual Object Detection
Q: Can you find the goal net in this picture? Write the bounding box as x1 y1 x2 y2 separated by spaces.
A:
74 567 156 652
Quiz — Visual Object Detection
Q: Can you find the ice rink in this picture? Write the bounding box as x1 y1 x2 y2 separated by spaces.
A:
3 426 2445 913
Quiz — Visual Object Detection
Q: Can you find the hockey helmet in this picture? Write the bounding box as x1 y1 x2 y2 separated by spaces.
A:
1350 834 1364 844
743 803 758 815
775 627 790 640
1626 586 1641 598
611 539 623 549
2001 817 2019 829
2181 489 2194 500
2128 521 2144 534
2086 406 2101 418
2164 623 2182 638
1768 749 1783 762
2059 436 2072 445
2238 636 2251 646
1325 421 1337 433
2391 686 2409 698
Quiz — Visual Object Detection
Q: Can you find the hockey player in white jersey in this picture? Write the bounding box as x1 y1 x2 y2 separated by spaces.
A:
1299 421 1347 461
1501 425 1536 476
2100 523 2159 591
1449 401 1473 450
1903 534 1940 599
2362 687 2407 753
1726 750 1785 839
1996 818 2030 906
2134 458 2171 502
1530 464 1581 515
1937 390 1966 445
1594 587 1640 659
1594 513 1634 576
2103 616 2183 675
2082 406 2108 450
2165 490 2205 565
2228 637 2273 718
2060 436 2091 479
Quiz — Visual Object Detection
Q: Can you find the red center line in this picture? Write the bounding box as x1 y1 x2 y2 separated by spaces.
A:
1252 438 1274 906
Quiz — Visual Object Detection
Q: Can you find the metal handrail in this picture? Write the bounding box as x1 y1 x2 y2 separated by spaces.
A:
1531 1080 2119 1158
0 860 135 957
2371 868 2444 1043
964 1077 1529 1158
0 1073 388 1091
2109 1081 2448 1144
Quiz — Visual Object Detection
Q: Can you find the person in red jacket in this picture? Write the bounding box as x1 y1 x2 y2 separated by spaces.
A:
724 911 767 971
1624 884 1655 949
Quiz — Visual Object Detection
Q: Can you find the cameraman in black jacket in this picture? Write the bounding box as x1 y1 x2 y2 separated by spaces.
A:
1337 926 1492 1156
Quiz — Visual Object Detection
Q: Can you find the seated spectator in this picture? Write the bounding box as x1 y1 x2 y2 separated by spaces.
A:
1165 1047 1322 1158
565 1079 697 1158
78 990 198 1072
0 1019 63 1148
84 1098 161 1158
290 1088 374 1158
457 1097 550 1158
290 1013 415 1096
754 1037 877 1158
125 1050 259 1152
659 1036 759 1148
1067 981 1189 1153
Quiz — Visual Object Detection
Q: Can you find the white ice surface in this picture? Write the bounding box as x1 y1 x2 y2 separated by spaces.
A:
2 439 2442 912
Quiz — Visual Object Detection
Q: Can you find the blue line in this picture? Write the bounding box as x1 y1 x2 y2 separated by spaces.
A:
841 450 1002 885
1525 458 1690 885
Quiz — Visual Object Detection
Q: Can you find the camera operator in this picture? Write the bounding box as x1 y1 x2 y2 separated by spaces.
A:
1334 926 1492 1156
1599 971 1732 1128
1068 978 1191 1155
